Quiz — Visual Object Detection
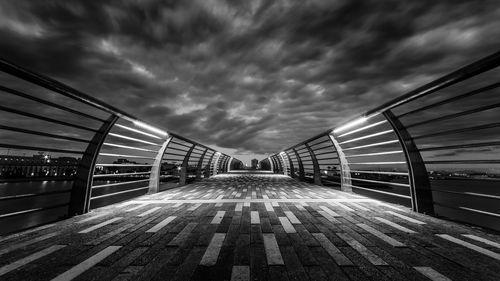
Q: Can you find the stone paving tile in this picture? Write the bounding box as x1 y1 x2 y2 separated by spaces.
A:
1 172 500 280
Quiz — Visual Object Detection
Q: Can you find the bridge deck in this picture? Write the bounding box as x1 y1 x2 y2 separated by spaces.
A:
1 173 500 281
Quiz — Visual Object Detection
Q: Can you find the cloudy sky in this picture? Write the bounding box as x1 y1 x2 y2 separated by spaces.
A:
1 0 499 164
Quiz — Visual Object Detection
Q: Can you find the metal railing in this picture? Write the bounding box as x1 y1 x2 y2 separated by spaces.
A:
0 59 240 234
263 51 500 231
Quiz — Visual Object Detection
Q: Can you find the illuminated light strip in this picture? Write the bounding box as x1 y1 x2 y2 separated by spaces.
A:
115 124 163 139
351 177 410 187
108 133 160 146
343 140 399 151
95 164 153 167
132 120 167 136
333 117 368 134
350 170 408 176
90 186 149 200
93 171 151 178
348 184 411 199
339 130 393 145
103 142 157 152
345 150 403 158
459 206 500 218
99 153 155 159
349 161 406 165
338 120 387 138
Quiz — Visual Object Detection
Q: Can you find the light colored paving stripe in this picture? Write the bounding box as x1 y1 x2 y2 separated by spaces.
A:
320 206 340 217
235 203 243 212
168 223 198 246
243 202 250 207
263 234 284 265
0 245 66 276
86 224 135 245
251 211 260 224
332 202 354 212
76 213 108 224
146 216 177 233
0 223 55 243
437 234 500 261
336 233 387 265
173 203 183 208
211 211 226 224
78 218 122 234
348 202 370 211
230 265 250 281
461 234 500 249
51 246 121 281
265 203 274 212
129 198 376 204
215 202 223 207
414 267 452 281
279 217 296 233
216 195 224 200
312 233 353 266
376 202 403 210
200 233 226 266
300 202 309 206
318 211 340 223
0 232 60 256
284 211 301 224
262 194 269 199
295 203 306 211
357 223 406 247
385 211 426 224
375 217 417 234
271 202 279 207
137 207 162 217
188 204 202 211
125 203 148 212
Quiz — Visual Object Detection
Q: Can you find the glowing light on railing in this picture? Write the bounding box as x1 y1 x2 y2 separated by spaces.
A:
108 133 160 146
339 130 393 145
133 120 168 136
333 117 368 134
103 142 157 152
115 124 162 139
338 120 387 138
345 150 403 158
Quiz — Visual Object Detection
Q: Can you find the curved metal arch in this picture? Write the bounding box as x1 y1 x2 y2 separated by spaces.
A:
179 144 195 185
304 143 322 186
196 148 209 179
284 151 295 178
327 133 352 192
148 136 173 194
292 148 305 179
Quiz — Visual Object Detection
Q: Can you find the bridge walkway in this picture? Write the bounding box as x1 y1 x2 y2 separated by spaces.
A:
1 173 500 281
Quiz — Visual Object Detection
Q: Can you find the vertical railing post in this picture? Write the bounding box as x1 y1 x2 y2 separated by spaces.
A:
383 110 434 214
268 157 274 172
292 148 305 180
69 114 118 216
205 152 215 177
148 136 172 194
196 148 208 179
279 152 288 175
305 143 322 186
328 133 352 192
285 151 295 178
212 153 221 175
227 157 233 172
179 145 195 185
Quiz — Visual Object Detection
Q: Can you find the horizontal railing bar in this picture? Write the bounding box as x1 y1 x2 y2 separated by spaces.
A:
337 120 387 138
349 161 407 165
419 141 500 151
345 150 403 158
321 179 341 185
0 143 83 154
349 184 412 199
165 146 189 153
308 139 331 148
342 140 400 151
284 130 332 151
99 153 155 160
163 152 187 157
93 171 151 178
433 189 500 200
350 170 409 176
114 124 163 140
458 206 500 218
92 179 150 188
339 130 393 144
406 102 500 129
398 82 500 118
90 186 149 200
0 189 72 200
351 177 410 187
108 133 161 146
0 85 106 122
316 157 340 161
103 142 157 153
0 203 69 219
95 164 153 167
413 122 500 140
0 124 89 143
424 160 500 164
0 105 97 132
310 144 336 152
169 140 193 149
162 159 182 162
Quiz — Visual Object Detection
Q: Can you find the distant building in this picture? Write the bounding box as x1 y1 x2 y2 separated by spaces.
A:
0 154 79 179
251 159 258 169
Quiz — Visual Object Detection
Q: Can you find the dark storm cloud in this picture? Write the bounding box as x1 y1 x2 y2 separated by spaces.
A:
1 0 500 160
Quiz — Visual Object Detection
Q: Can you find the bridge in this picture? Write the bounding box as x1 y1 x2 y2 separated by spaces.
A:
0 52 500 280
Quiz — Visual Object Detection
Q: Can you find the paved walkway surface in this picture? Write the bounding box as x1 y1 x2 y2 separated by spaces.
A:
1 173 500 281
